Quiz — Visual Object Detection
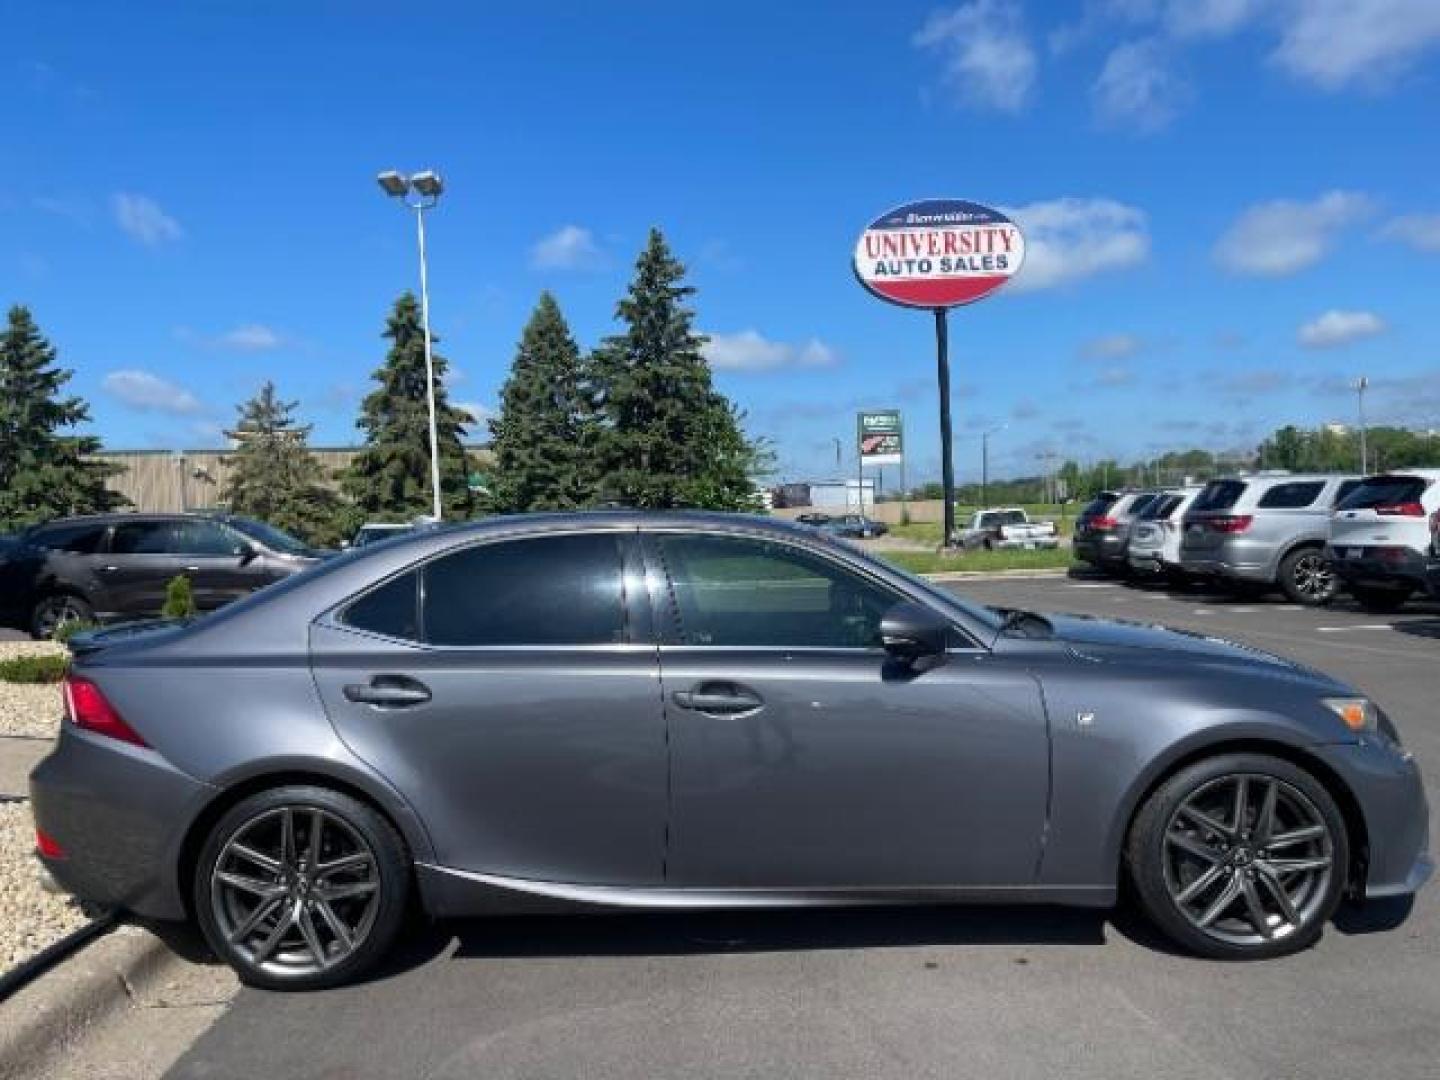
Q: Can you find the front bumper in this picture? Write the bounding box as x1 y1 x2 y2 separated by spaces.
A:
1312 740 1432 900
29 725 215 920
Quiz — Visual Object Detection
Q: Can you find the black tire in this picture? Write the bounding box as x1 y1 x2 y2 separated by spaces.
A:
1349 584 1412 613
1277 546 1337 606
30 594 94 640
1127 753 1348 960
193 785 410 991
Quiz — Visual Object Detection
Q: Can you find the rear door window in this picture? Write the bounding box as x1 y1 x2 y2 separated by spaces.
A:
28 522 109 553
110 521 174 554
1190 480 1247 513
342 571 421 641
420 533 626 647
1140 495 1181 521
1256 481 1325 509
1336 476 1430 511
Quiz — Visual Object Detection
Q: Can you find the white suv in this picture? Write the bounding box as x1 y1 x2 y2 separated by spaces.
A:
1328 470 1440 611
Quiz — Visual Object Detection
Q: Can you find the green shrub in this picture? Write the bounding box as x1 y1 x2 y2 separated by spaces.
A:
0 654 68 683
161 575 196 619
51 619 99 645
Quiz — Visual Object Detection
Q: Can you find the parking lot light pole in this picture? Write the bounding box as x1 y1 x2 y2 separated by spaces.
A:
980 423 1006 509
378 169 445 523
1355 376 1369 475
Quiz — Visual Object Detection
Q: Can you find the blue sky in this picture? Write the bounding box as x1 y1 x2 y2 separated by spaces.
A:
5 1 1440 486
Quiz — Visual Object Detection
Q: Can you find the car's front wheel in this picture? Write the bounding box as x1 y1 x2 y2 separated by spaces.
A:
1127 753 1347 959
31 594 93 640
194 785 410 991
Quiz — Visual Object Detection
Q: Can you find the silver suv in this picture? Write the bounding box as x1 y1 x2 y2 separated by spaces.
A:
1180 473 1362 605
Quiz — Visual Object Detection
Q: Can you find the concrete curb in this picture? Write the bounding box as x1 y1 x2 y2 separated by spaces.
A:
920 569 1072 583
0 922 176 1080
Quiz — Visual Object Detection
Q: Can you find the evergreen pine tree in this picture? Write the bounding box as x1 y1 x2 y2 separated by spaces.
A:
591 230 760 510
0 305 125 531
343 292 475 520
222 381 345 546
489 293 596 512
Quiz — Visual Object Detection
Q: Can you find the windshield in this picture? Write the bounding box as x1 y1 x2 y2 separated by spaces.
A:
227 517 312 555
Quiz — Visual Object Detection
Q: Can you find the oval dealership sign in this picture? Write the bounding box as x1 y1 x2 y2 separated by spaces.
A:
853 198 1025 309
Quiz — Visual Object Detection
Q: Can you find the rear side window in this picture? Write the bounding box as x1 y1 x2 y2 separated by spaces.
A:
110 521 172 554
343 571 420 641
1125 493 1158 516
1191 480 1247 513
1139 495 1180 521
421 533 625 647
1337 476 1430 511
29 522 108 553
1256 481 1324 509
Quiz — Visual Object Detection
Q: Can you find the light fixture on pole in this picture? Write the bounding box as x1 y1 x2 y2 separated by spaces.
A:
377 168 446 522
1355 376 1369 475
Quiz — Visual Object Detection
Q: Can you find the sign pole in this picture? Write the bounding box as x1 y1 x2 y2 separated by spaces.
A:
935 307 956 547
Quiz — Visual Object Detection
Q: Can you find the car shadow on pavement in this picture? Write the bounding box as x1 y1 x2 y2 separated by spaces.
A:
348 902 1199 986
1392 618 1440 640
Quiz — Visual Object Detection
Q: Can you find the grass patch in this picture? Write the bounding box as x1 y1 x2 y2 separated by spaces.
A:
879 547 1079 575
0 654 68 683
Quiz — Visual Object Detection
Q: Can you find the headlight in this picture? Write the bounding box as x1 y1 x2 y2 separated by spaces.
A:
1322 697 1378 734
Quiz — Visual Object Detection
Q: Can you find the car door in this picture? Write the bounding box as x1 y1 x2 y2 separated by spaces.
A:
162 519 268 609
644 530 1050 890
103 519 185 617
310 529 668 885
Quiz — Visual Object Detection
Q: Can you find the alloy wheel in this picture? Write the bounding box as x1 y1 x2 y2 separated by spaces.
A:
210 805 381 979
1290 552 1336 603
35 597 86 639
1162 773 1334 946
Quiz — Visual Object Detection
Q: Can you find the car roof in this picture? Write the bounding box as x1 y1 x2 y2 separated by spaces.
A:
28 511 230 529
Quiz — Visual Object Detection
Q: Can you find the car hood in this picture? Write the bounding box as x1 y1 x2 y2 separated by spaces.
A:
1041 612 1342 685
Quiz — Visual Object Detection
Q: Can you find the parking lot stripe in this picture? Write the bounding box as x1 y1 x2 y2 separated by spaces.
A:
1315 624 1394 633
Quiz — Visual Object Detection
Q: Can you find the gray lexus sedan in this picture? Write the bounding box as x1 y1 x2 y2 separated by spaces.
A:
31 512 1430 990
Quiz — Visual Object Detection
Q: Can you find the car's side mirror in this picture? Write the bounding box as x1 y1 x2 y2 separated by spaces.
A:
236 542 259 564
879 601 950 662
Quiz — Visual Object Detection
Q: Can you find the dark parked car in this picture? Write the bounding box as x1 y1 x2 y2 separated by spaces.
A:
31 512 1429 990
794 512 833 526
1 513 328 638
1073 490 1165 574
821 514 889 538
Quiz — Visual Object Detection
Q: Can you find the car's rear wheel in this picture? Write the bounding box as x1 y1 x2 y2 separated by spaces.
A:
194 786 409 991
1278 547 1337 606
1127 753 1347 959
1349 584 1412 613
30 594 94 640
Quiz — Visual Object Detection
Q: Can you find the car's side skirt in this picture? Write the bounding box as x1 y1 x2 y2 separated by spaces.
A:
415 864 1116 918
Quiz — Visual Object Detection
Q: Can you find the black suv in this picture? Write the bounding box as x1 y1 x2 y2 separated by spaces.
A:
0 513 329 638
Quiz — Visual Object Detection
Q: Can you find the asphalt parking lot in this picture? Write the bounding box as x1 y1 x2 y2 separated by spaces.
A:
162 575 1438 1080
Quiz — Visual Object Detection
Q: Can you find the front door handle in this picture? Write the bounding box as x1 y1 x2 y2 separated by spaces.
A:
672 683 764 715
343 675 432 708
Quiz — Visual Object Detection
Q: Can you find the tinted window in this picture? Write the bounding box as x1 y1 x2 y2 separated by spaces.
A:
1080 494 1118 519
229 518 309 554
29 522 109 553
343 571 420 640
170 521 245 555
657 534 902 648
1122 493 1158 517
111 521 173 554
1257 481 1324 509
1191 480 1247 513
980 510 1027 527
1333 479 1361 506
1139 495 1181 521
1336 475 1430 511
422 533 625 647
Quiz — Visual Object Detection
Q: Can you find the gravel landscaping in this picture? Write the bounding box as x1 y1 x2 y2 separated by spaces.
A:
0 641 65 739
0 801 94 969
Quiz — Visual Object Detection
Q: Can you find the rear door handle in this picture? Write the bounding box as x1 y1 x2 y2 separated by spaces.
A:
672 683 764 715
343 676 432 708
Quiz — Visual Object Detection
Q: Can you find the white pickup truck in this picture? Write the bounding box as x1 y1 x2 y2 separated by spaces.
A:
956 507 1059 551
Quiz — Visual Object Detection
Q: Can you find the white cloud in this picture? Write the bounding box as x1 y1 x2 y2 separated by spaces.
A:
1004 197 1150 291
111 193 182 246
1378 213 1440 253
1297 309 1387 349
703 331 840 372
1090 365 1137 388
216 324 282 351
1164 0 1257 38
1092 37 1190 131
530 225 602 270
1272 0 1440 89
102 370 204 414
1081 332 1144 359
913 0 1037 113
1213 190 1372 276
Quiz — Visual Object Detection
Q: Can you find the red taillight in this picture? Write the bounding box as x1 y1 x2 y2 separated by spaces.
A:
1376 502 1425 517
1090 516 1118 531
1208 515 1254 534
36 828 65 860
63 675 148 747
